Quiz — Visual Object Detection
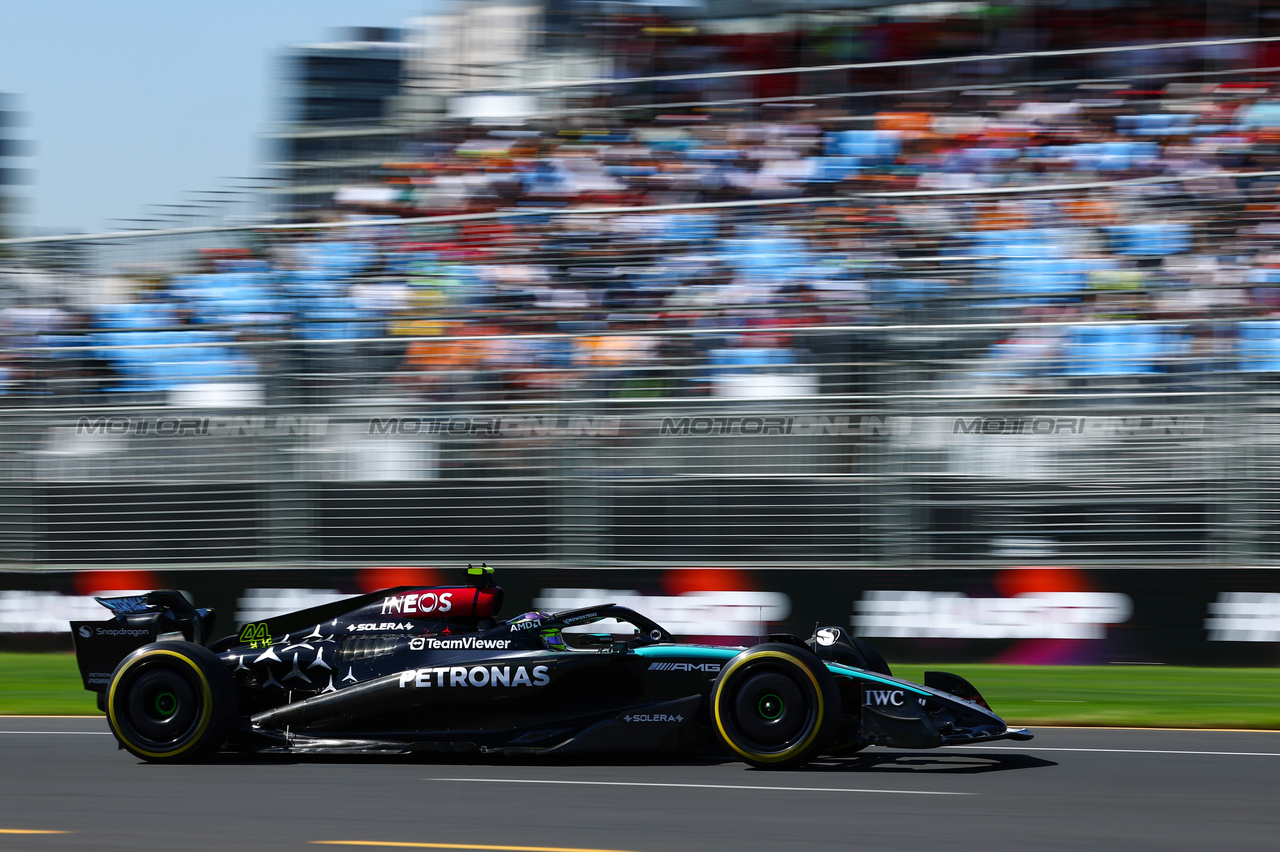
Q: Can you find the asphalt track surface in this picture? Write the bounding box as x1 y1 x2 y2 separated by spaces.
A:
1 718 1278 852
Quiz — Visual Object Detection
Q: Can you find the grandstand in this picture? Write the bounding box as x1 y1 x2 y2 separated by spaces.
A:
3 30 1280 569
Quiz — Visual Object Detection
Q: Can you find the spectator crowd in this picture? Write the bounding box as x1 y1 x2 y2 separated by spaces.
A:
9 77 1280 404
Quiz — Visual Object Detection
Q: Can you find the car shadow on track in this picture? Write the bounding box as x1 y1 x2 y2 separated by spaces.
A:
197 750 1053 775
797 751 1057 775
200 752 734 768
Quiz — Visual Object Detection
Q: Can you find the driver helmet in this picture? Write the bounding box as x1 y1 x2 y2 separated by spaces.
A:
539 628 566 652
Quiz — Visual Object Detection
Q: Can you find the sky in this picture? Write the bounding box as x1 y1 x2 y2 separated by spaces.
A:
0 0 436 236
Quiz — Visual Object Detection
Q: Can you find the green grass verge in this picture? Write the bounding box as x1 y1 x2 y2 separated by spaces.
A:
0 653 100 716
2 653 1277 728
892 664 1280 730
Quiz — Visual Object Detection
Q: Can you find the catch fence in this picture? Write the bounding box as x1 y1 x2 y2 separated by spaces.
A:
1 177 1279 568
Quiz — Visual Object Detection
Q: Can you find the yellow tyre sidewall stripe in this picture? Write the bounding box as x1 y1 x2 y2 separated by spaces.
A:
107 648 213 760
712 650 825 764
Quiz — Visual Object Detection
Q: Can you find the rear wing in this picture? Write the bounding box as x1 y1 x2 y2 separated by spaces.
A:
70 590 217 696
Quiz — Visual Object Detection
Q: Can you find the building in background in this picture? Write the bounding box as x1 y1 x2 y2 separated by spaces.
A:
265 3 613 220
264 27 409 219
399 0 606 125
262 0 1280 220
0 93 30 241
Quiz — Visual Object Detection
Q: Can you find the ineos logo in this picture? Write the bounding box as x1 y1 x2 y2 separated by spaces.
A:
381 592 453 616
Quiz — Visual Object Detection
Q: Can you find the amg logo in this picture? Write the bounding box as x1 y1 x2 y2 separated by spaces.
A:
864 689 906 707
648 661 722 672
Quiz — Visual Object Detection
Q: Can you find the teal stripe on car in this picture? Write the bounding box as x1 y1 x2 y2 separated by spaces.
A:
634 646 930 696
634 645 738 660
824 661 931 696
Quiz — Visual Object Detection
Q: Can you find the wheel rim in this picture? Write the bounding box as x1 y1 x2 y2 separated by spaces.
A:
154 691 177 718
117 662 202 749
758 693 784 720
723 663 814 754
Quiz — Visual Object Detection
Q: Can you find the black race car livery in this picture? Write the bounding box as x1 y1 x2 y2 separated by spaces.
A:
70 567 1031 769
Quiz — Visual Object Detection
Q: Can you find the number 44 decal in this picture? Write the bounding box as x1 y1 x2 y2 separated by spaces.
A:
238 622 272 649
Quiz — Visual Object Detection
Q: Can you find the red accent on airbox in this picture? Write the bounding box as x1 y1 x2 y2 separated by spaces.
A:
377 586 502 619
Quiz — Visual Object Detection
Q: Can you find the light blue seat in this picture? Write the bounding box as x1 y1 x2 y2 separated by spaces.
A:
998 258 1086 302
1107 222 1191 256
706 347 796 380
662 213 718 242
826 130 900 164
808 156 861 182
1236 101 1280 130
1238 321 1280 371
685 148 740 161
1062 324 1162 376
298 296 377 341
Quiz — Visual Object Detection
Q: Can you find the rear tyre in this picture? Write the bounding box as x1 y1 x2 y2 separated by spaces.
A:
711 643 840 770
106 642 235 763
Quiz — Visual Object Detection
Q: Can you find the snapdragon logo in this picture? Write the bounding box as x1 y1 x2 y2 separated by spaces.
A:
853 590 1132 640
92 627 151 638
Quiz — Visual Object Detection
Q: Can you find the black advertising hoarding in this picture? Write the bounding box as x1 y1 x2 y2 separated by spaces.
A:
2 566 1279 666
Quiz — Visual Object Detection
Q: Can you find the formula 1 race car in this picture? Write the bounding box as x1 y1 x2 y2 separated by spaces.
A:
70 567 1032 769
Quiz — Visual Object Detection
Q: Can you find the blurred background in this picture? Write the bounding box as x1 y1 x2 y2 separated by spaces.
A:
3 0 1280 665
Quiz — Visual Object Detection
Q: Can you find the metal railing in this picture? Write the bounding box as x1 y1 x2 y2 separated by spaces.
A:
2 179 1279 568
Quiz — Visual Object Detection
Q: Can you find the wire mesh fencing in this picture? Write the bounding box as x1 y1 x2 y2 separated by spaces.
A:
2 177 1280 567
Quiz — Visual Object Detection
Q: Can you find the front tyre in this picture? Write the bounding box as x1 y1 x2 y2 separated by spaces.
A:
711 643 840 770
106 642 235 763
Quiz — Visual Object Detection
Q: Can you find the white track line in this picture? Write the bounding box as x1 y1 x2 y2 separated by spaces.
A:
943 745 1280 757
0 730 110 735
427 778 972 796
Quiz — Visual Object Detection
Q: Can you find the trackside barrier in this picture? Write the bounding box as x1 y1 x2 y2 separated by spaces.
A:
3 566 1278 666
